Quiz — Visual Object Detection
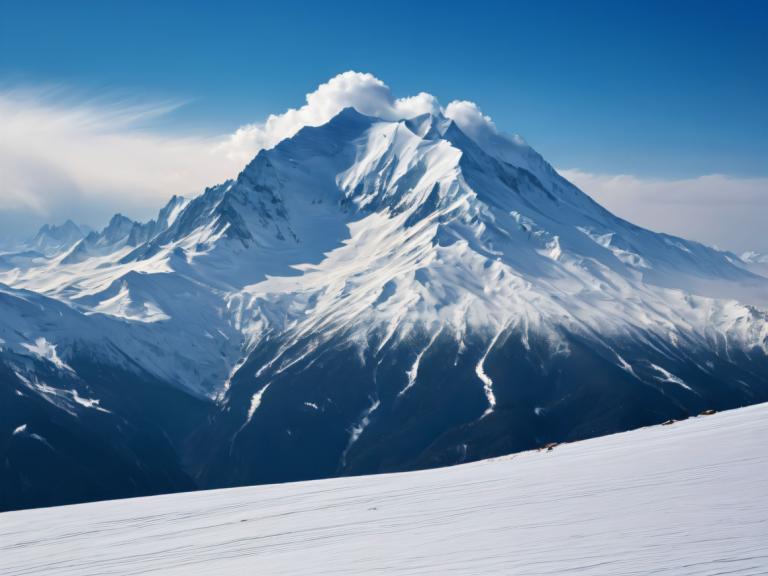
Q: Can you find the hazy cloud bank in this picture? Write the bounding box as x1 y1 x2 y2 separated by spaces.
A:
560 170 768 254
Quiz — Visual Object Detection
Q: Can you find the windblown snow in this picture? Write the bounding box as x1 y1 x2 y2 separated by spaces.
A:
2 403 766 576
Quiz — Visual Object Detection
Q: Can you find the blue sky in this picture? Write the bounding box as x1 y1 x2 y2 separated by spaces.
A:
3 0 766 176
1 0 766 250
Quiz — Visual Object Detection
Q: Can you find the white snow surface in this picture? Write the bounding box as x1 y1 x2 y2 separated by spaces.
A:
0 107 766 397
741 251 768 278
2 403 766 576
20 337 72 372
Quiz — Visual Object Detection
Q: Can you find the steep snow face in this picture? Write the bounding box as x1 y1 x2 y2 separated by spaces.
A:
227 109 768 377
196 111 767 488
0 107 766 402
3 403 767 576
0 280 240 397
27 220 86 257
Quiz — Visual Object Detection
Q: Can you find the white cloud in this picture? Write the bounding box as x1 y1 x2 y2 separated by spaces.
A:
0 72 494 241
0 86 242 235
443 100 496 140
217 72 445 162
560 169 768 253
1 72 764 256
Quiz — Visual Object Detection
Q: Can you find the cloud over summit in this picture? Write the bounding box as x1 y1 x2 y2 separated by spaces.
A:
217 71 489 162
0 71 498 239
0 71 765 253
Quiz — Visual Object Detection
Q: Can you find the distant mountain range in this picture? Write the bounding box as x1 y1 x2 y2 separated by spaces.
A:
1 106 766 511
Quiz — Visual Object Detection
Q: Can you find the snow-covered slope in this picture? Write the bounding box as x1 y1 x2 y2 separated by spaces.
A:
28 220 87 257
2 108 765 394
741 251 768 278
2 403 766 576
0 221 86 272
1 96 767 509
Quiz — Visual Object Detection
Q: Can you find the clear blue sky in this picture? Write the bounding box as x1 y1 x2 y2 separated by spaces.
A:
1 0 767 178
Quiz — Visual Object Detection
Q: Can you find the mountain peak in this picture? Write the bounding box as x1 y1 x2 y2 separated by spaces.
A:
1 89 767 509
404 111 452 140
29 219 86 256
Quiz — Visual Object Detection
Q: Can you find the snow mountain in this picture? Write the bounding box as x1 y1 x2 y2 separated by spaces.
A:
0 220 87 269
29 220 87 257
741 251 768 278
1 105 767 510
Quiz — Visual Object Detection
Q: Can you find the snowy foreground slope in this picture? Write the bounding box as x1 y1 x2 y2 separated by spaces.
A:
2 403 767 576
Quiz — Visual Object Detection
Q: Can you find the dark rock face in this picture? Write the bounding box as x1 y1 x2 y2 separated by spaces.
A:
0 354 211 512
3 321 765 512
197 328 768 490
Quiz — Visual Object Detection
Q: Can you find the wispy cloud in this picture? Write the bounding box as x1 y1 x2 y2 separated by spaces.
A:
0 86 242 239
0 72 493 241
560 169 768 253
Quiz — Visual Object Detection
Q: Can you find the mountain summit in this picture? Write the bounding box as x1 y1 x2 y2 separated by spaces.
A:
1 101 766 510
